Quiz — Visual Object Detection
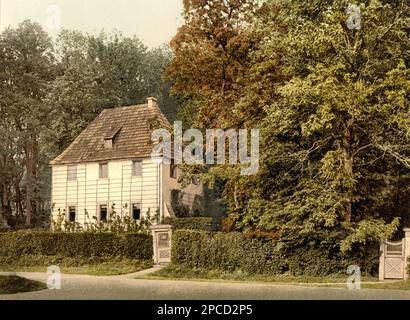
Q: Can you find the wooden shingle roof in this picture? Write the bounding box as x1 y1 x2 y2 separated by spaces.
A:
51 99 171 165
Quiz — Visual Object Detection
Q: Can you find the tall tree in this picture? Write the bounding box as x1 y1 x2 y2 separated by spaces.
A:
0 20 55 226
167 0 409 253
166 0 263 128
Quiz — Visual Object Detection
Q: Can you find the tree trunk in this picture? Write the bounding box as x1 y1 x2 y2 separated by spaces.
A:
0 183 9 228
25 131 38 227
14 176 23 216
343 149 353 223
342 119 356 223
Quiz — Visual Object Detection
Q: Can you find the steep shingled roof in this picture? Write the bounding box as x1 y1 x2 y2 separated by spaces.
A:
51 98 171 165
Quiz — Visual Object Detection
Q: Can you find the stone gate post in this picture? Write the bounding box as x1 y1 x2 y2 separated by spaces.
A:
379 242 385 281
404 228 410 280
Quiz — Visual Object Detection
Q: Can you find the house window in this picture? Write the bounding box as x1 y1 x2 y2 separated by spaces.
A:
68 206 76 222
67 165 77 181
99 205 108 222
170 163 178 179
132 203 141 220
132 161 142 177
99 163 108 179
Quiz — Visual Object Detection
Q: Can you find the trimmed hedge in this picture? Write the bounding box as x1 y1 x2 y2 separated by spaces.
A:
0 232 153 260
407 257 410 276
171 230 379 276
163 217 215 231
172 230 287 274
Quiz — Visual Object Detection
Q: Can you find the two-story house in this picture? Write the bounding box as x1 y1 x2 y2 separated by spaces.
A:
50 97 202 225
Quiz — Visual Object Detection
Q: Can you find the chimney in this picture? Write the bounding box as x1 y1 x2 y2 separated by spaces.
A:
147 97 157 109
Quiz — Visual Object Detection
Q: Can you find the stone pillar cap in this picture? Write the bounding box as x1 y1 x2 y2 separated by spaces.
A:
150 224 171 230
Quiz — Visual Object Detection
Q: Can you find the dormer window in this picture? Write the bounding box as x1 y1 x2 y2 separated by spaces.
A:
103 126 122 149
104 138 113 149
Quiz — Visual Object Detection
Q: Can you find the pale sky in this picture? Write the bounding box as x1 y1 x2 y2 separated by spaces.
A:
0 0 184 47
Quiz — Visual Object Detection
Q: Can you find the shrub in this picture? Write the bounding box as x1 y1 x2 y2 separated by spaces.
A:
163 217 215 231
171 190 190 217
0 231 153 260
192 195 205 216
52 205 158 234
172 230 287 275
171 230 379 276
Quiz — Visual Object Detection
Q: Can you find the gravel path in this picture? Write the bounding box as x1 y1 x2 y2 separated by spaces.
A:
1 270 409 300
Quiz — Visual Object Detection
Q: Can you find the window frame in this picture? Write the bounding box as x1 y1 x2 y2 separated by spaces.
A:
99 204 108 222
132 160 142 177
99 163 109 179
68 206 76 222
67 165 77 181
131 203 141 221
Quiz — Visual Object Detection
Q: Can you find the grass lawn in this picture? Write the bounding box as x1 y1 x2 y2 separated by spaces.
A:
0 275 47 295
0 255 153 276
142 265 378 287
362 280 410 290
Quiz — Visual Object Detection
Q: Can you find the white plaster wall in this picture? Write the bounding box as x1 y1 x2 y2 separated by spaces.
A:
51 159 161 225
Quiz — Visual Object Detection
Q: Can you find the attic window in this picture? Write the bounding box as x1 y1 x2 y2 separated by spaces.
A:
103 126 122 149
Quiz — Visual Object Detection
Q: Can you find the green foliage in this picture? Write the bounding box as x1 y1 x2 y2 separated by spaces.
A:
170 189 190 217
52 205 157 234
172 230 287 275
168 0 410 254
172 230 379 276
162 217 215 231
192 194 206 216
407 256 410 276
0 21 180 228
0 231 153 260
340 218 400 253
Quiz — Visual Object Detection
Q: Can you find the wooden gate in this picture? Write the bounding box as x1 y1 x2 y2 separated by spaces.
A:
380 240 405 280
151 225 172 266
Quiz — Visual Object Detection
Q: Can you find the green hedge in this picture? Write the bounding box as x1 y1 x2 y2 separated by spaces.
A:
172 230 287 274
0 232 153 260
163 217 215 231
407 257 410 276
171 230 379 276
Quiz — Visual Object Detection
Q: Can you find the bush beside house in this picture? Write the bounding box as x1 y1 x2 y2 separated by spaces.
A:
0 232 153 260
171 230 379 277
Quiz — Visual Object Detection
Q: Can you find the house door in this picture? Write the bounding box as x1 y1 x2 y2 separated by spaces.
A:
383 240 405 279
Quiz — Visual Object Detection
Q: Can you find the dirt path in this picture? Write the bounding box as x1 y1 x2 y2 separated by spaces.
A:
0 271 409 300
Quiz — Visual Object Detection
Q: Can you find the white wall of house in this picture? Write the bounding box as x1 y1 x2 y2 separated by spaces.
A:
51 159 163 225
52 159 203 225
